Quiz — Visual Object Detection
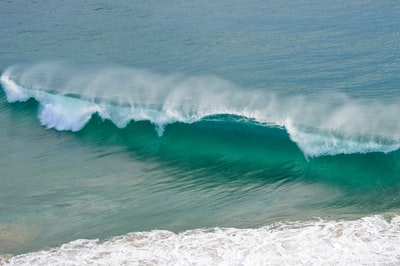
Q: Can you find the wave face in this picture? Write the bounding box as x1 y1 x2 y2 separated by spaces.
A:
2 62 400 158
3 215 400 265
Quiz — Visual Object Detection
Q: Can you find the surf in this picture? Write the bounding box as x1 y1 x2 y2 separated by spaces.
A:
1 62 400 158
3 214 400 265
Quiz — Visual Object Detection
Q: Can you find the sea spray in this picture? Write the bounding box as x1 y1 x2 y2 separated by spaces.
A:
1 62 400 156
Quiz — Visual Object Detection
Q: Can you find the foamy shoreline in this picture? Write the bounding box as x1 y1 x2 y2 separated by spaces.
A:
2 214 400 265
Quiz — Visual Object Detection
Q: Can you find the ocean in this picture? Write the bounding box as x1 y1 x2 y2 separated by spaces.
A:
1 0 400 265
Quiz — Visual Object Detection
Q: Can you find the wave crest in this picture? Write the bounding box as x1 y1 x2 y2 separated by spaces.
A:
1 62 400 157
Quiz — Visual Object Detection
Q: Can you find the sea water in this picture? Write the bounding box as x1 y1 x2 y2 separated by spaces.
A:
1 0 400 265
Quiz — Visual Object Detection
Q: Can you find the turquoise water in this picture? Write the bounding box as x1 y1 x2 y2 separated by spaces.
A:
1 0 400 264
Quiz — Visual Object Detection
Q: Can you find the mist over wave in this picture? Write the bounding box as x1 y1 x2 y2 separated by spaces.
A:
1 62 400 157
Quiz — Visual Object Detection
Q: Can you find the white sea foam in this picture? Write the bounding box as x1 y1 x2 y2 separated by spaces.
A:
0 69 30 102
285 119 400 157
1 62 400 156
2 215 400 265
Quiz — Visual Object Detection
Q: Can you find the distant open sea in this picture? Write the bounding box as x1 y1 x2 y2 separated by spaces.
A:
1 0 400 264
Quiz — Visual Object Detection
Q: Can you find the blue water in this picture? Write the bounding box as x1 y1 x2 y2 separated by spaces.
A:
1 0 400 264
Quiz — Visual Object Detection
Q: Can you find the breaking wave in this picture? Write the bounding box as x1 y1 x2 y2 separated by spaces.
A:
1 62 400 157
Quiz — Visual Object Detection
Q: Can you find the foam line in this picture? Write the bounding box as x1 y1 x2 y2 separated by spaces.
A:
3 215 400 265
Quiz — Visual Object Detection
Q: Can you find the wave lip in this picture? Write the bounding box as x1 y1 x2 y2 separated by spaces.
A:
0 63 247 134
286 119 400 157
1 62 400 157
1 69 97 131
3 215 400 265
0 68 31 103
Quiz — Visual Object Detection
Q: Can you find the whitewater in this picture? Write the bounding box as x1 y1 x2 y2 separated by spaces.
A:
2 63 400 158
3 215 400 265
